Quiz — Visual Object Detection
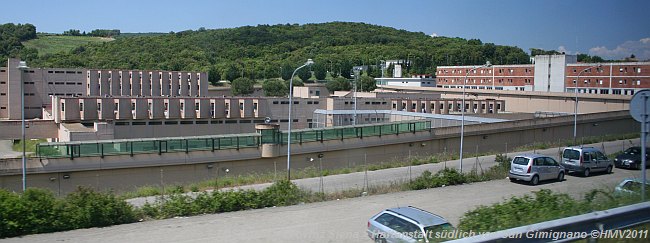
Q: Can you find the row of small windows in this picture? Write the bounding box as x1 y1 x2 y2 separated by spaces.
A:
48 93 83 97
272 100 320 105
571 79 642 85
0 106 41 110
48 82 83 85
47 70 83 74
113 119 299 126
93 72 202 81
439 68 532 75
364 101 388 105
2 93 39 96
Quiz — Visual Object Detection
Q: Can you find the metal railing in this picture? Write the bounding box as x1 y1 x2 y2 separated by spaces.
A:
447 202 650 243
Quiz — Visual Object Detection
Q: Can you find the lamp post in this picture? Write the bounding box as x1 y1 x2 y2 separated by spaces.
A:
287 59 314 180
459 61 491 173
353 67 362 125
573 64 601 145
17 61 29 191
379 60 386 92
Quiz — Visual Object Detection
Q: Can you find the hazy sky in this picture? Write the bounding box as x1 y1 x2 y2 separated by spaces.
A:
3 0 649 60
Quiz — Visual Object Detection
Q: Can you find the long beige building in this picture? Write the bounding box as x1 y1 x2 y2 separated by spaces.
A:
0 58 208 120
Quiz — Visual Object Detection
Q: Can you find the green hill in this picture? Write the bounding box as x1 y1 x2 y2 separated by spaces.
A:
23 35 113 56
26 22 530 82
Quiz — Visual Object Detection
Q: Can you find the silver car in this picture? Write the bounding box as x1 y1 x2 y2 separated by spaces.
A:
508 154 565 185
561 146 613 177
367 206 453 243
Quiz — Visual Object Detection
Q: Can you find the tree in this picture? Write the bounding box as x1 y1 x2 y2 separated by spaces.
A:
262 79 287 97
359 76 377 92
530 48 560 56
313 63 327 80
231 77 255 96
223 65 239 82
339 61 353 79
297 68 312 82
208 67 221 86
63 29 82 36
326 77 351 92
281 63 293 81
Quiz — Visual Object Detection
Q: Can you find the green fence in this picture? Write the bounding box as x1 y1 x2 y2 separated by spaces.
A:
277 120 431 144
36 134 260 159
36 120 431 159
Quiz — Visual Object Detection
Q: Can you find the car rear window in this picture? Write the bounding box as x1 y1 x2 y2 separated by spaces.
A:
512 157 530 165
563 149 580 160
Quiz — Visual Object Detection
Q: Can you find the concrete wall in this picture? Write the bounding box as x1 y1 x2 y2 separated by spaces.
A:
0 111 636 194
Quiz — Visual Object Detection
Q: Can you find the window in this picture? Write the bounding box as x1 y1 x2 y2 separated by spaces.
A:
543 157 558 166
61 103 65 111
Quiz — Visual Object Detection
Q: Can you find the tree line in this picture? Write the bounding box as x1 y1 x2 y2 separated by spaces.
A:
62 29 121 37
19 22 532 82
0 23 37 66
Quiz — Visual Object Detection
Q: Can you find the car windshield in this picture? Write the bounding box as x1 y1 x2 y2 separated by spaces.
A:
424 223 454 241
563 149 580 160
625 147 641 155
512 157 529 165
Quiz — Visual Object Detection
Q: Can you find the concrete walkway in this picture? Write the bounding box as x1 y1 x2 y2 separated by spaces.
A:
126 138 640 207
0 140 23 159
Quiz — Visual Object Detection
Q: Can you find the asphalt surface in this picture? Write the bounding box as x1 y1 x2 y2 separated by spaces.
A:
127 138 639 207
3 139 647 243
0 140 22 159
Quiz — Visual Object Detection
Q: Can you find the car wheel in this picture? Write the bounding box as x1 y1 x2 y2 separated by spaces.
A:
557 172 564 182
606 165 613 174
530 175 539 185
509 178 516 182
583 169 590 177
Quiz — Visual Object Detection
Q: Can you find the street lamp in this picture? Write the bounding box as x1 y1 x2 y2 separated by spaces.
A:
17 61 29 191
573 64 602 145
459 61 491 173
287 59 314 180
353 67 362 125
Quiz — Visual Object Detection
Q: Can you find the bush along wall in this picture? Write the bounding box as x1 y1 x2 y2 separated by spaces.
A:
141 180 307 219
0 187 137 238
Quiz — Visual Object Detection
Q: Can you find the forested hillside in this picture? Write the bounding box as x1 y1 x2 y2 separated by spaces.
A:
7 22 531 82
0 23 37 66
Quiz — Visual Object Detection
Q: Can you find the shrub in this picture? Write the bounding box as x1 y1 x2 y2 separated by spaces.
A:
261 180 304 206
0 187 137 238
61 187 137 229
409 168 467 190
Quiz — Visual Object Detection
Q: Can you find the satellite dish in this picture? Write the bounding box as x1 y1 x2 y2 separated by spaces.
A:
264 117 271 124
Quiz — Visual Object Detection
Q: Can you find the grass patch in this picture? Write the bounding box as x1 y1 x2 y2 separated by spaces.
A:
457 189 647 232
23 35 113 56
12 139 46 153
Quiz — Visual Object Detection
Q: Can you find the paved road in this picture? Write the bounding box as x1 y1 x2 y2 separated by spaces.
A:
0 140 22 159
127 138 640 207
4 139 647 243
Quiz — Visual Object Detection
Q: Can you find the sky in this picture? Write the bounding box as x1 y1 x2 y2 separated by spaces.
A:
2 0 649 60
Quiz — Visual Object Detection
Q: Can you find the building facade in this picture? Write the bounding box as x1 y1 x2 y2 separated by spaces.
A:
1 58 208 120
436 55 650 95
